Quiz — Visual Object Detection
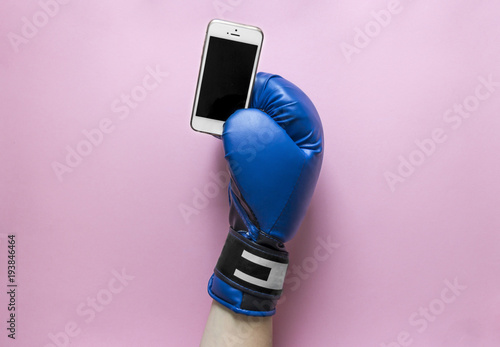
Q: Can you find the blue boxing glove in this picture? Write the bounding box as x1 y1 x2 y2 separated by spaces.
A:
208 72 324 316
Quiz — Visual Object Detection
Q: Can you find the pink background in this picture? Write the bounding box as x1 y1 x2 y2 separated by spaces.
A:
1 0 500 346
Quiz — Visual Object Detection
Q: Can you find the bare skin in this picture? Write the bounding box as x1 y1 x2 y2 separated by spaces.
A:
200 301 272 347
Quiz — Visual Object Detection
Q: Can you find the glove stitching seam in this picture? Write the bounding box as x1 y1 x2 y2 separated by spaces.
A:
229 229 288 260
229 185 260 236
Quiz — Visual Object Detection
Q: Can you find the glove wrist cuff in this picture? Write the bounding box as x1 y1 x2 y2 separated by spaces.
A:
208 228 289 316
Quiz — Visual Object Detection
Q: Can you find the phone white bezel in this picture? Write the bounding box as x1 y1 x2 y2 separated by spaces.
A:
191 19 263 136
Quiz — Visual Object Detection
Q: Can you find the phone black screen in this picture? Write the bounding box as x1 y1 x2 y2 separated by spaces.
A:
197 36 258 121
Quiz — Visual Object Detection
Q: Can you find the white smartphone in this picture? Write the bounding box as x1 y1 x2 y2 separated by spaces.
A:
191 19 263 136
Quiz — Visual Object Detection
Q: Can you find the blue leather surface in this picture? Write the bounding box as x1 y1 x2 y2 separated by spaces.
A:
223 72 324 242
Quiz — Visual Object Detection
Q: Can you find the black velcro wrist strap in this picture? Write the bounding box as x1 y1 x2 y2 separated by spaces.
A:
215 229 289 297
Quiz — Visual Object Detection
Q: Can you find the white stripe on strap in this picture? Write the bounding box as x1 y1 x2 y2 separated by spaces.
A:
233 250 288 290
